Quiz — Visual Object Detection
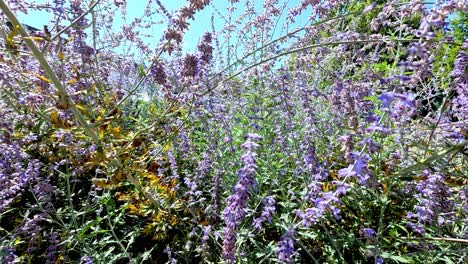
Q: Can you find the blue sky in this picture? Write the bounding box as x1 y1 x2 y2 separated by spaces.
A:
18 0 311 57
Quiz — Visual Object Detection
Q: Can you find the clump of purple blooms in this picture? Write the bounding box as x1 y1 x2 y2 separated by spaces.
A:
0 0 467 263
407 170 455 234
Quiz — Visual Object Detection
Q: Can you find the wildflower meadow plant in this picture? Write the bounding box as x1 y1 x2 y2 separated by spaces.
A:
0 0 467 263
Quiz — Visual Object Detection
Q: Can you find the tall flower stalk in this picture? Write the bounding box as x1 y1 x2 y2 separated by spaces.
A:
222 133 262 263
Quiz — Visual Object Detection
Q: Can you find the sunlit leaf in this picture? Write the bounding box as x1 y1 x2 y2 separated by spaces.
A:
67 78 78 85
32 73 52 83
50 110 71 128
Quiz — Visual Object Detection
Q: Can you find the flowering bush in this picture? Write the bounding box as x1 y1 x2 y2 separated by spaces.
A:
0 0 467 263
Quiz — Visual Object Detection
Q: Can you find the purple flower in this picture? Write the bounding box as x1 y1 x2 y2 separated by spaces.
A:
450 50 467 79
245 133 262 141
298 185 345 226
360 137 382 153
378 92 416 111
407 170 455 234
296 207 323 227
182 54 200 78
253 195 276 230
277 229 296 263
45 232 59 264
395 75 412 82
378 92 395 109
0 143 42 213
222 133 262 263
196 225 212 257
363 3 376 13
338 165 357 179
150 60 169 86
359 228 376 238
353 155 368 175
366 124 391 136
168 151 180 181
197 32 213 64
338 154 370 184
333 181 351 196
163 246 177 264
212 170 222 213
113 0 125 8
222 226 237 263
394 93 416 109
0 247 17 264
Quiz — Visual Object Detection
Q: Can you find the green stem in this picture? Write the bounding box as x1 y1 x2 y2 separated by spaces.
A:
395 142 466 178
50 0 101 42
202 38 426 97
209 11 360 82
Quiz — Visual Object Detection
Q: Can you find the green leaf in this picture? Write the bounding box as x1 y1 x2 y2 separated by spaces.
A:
138 64 146 77
297 230 318 240
381 252 412 263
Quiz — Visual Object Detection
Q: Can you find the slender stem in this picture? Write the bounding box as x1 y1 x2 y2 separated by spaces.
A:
296 239 320 264
395 142 466 178
320 222 347 263
397 237 468 244
423 94 451 158
257 251 274 264
209 11 360 83
106 208 133 262
50 0 101 42
202 38 425 97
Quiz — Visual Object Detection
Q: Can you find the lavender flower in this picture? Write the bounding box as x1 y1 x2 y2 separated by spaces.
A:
197 32 213 64
366 124 391 136
0 143 42 213
253 195 276 230
222 133 262 263
45 232 59 264
338 153 371 185
277 229 296 263
150 60 170 87
212 169 222 214
168 151 180 181
450 48 467 121
196 225 212 258
182 54 199 78
378 92 395 109
0 247 17 264
407 170 455 234
80 256 94 264
359 228 376 238
363 3 376 13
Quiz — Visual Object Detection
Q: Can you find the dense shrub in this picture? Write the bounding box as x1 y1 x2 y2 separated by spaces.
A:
0 0 466 263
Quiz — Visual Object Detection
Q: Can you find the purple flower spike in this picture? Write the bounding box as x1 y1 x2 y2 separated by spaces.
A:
363 3 376 13
277 229 296 263
359 227 376 238
378 92 395 108
253 195 276 230
222 133 262 263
